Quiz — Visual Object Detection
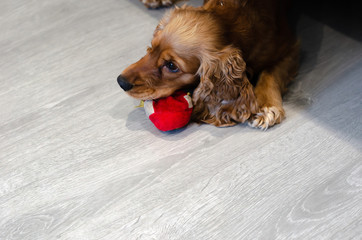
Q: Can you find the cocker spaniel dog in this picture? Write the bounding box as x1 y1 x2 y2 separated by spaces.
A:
118 0 299 129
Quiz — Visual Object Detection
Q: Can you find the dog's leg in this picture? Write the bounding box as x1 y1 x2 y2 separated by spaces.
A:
250 43 299 130
141 0 175 8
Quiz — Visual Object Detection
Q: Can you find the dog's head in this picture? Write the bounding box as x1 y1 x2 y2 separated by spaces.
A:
118 6 257 126
118 7 216 100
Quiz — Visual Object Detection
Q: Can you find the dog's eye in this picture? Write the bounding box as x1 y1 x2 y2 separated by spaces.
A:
165 61 179 73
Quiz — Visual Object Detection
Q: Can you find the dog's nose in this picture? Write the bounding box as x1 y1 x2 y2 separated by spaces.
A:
117 75 134 91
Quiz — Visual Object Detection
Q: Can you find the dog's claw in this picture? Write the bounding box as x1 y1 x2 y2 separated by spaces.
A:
142 0 174 8
249 106 284 130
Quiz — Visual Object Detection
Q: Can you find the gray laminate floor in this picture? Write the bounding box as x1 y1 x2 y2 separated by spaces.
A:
1 0 361 239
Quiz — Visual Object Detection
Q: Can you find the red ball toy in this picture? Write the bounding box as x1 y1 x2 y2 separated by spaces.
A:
143 91 193 131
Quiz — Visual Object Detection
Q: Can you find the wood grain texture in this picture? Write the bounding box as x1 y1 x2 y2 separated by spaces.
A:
0 0 361 239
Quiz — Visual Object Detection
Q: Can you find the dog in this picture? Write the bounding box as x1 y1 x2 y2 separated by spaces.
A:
118 0 299 129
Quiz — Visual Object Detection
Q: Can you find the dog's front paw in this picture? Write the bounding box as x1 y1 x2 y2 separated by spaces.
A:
249 106 285 130
141 0 174 8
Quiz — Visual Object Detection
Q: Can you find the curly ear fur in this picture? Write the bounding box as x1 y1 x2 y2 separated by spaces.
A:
192 46 258 126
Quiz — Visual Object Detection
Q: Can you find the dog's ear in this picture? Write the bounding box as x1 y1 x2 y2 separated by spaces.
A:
192 46 258 126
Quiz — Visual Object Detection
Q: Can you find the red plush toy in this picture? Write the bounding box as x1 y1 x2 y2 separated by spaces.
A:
142 91 193 131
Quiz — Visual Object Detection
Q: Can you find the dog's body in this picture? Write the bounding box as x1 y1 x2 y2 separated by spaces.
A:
119 0 299 129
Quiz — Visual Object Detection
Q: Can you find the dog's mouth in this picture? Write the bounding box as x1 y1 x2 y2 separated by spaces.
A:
118 74 199 101
126 87 157 101
129 86 196 102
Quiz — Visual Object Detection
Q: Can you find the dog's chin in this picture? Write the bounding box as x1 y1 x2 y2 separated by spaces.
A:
127 88 176 101
127 92 154 101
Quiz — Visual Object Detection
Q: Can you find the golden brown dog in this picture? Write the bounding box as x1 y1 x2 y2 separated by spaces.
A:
118 0 299 129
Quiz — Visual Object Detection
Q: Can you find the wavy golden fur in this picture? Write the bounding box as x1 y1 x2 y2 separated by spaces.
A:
118 0 299 129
